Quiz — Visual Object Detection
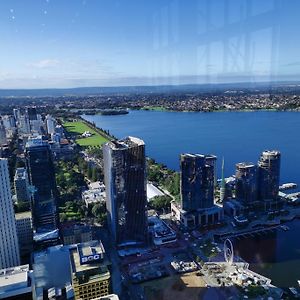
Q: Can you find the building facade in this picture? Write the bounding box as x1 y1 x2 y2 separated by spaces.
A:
46 115 56 135
26 106 37 121
70 241 111 300
14 168 30 203
180 154 214 211
15 212 33 256
62 223 93 245
0 159 20 269
205 154 217 187
235 162 258 203
0 117 7 146
25 137 58 234
258 150 281 201
18 115 30 134
13 108 20 123
103 137 148 246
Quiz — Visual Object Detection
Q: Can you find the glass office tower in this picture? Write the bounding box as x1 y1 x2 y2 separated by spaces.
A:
103 136 147 246
180 154 214 211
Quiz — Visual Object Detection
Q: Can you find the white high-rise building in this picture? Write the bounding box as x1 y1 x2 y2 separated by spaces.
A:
18 115 31 134
13 108 20 122
0 159 20 268
46 115 56 135
0 118 7 145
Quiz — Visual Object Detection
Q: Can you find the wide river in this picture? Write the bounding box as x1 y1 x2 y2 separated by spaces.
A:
82 110 300 287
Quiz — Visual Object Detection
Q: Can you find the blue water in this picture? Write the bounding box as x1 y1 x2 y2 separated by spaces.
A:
83 110 300 287
234 219 300 287
83 110 300 186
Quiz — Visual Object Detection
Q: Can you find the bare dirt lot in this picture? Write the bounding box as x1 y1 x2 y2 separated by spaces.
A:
142 271 208 300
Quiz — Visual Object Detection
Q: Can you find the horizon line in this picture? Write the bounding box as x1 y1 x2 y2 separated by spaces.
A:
1 79 300 92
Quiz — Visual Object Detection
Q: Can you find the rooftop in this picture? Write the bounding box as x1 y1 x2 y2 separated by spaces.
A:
33 245 72 290
148 215 177 244
0 265 29 288
181 153 205 159
14 167 27 179
26 136 48 148
94 294 119 300
15 211 32 220
71 240 110 274
88 181 105 190
236 162 256 169
107 136 144 150
147 183 165 201
82 188 105 205
261 150 281 157
33 228 59 242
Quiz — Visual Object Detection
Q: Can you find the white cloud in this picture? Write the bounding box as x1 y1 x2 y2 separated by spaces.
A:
28 59 60 68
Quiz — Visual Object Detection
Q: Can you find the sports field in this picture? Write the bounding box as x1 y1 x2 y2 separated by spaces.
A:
63 121 109 147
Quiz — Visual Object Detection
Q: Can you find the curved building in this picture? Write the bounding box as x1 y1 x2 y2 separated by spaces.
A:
235 162 257 203
258 150 281 201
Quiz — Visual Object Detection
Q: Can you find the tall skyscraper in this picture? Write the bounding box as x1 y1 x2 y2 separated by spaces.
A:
13 108 20 122
26 106 37 121
103 137 147 246
18 114 31 134
205 154 217 187
46 115 56 135
180 154 214 211
0 159 20 268
220 157 226 202
0 117 7 145
235 162 258 203
258 150 281 201
25 137 58 233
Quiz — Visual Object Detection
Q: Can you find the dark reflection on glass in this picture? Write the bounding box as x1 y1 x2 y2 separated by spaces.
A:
234 220 300 287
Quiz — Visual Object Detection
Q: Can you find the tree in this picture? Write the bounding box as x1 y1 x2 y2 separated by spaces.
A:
149 195 172 213
91 167 98 182
91 202 107 225
87 166 93 179
164 172 180 196
60 213 67 222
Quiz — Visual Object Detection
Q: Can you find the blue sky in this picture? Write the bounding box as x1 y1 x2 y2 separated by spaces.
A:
0 0 300 88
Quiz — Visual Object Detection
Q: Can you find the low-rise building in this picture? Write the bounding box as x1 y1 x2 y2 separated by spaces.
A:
32 245 73 300
82 182 105 208
171 201 224 229
148 213 177 245
61 223 93 245
0 264 32 300
147 183 165 201
70 240 111 300
223 199 245 217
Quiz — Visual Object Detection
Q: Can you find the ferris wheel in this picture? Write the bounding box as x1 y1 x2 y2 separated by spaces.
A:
224 238 234 265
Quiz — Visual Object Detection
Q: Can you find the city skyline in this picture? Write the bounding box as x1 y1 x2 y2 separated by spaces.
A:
1 0 300 88
0 1 300 298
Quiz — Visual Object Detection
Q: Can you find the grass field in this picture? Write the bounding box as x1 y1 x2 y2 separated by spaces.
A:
63 121 109 147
